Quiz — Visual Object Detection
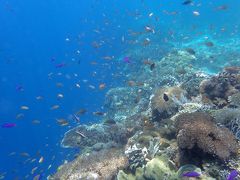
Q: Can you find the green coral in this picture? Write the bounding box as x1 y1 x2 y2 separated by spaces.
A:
117 155 178 180
117 168 144 180
144 156 178 180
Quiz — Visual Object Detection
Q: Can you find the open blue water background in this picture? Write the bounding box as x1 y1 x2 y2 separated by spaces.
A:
0 0 239 179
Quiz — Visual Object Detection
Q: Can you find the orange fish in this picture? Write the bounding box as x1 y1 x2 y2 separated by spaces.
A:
56 119 69 126
99 83 106 90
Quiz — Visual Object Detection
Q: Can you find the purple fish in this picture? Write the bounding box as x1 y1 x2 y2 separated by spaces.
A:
1 123 16 128
55 63 66 68
227 170 238 180
182 171 201 177
123 57 131 63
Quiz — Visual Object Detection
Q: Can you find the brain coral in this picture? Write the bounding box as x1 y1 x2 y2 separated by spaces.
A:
175 112 239 161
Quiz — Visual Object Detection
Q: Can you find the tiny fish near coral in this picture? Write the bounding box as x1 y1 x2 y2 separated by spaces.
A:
75 130 87 138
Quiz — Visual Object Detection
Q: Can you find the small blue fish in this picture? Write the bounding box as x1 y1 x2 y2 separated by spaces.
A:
227 170 238 180
182 171 201 177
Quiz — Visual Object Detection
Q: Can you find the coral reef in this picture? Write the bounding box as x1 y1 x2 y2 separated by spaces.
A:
122 128 180 178
143 156 178 180
228 92 240 107
211 107 240 140
200 69 240 107
123 49 199 90
181 72 207 97
151 86 188 121
175 112 239 161
210 108 240 125
61 123 133 150
50 148 128 180
228 117 240 140
104 87 150 121
124 130 162 171
52 38 240 179
117 155 178 180
125 144 148 172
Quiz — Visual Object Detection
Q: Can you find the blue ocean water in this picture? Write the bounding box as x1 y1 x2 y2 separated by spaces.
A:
0 0 240 179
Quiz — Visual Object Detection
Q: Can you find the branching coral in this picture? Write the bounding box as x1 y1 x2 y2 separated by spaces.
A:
229 118 240 140
125 144 148 172
175 112 239 161
228 92 240 107
210 108 240 125
124 128 172 173
210 107 240 140
181 72 207 97
124 130 161 172
200 68 240 107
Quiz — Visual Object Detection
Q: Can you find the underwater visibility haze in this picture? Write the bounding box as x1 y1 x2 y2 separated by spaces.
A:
1 0 240 179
